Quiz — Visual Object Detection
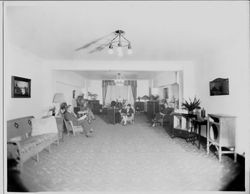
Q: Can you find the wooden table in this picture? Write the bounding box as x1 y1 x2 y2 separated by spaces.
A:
171 113 197 139
192 118 207 149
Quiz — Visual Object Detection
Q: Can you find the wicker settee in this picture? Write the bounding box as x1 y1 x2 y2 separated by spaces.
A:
7 116 60 168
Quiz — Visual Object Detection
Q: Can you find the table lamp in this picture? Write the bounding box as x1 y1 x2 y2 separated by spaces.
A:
52 93 65 116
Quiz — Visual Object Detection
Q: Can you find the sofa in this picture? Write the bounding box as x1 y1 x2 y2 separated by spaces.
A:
7 116 60 168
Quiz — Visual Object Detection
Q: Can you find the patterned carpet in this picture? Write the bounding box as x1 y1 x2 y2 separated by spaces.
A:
19 113 241 192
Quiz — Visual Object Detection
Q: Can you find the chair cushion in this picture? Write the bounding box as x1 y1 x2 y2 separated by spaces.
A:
31 117 58 136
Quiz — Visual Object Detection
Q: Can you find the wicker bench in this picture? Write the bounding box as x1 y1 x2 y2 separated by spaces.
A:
7 116 60 168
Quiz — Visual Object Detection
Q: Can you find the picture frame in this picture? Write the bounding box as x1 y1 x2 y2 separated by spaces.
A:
209 78 229 96
11 76 31 98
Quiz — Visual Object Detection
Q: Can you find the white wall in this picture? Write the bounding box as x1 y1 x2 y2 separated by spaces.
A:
86 80 103 103
45 60 196 101
4 44 86 119
194 8 249 156
153 71 175 87
53 70 85 105
4 44 54 119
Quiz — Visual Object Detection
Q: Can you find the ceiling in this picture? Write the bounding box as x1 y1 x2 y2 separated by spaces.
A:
5 1 245 61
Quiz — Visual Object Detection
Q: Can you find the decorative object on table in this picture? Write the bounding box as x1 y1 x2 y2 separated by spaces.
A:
209 78 229 96
88 91 98 100
141 95 149 101
111 101 116 107
201 108 206 118
11 76 31 98
150 94 159 101
75 29 132 56
182 97 201 114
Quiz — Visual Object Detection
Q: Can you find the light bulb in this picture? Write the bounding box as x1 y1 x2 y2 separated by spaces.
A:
117 46 123 57
108 48 114 54
108 44 113 54
127 43 132 55
127 48 133 55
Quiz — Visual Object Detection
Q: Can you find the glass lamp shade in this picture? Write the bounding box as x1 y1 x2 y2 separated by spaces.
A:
53 93 65 103
108 48 114 54
117 46 123 57
127 48 133 55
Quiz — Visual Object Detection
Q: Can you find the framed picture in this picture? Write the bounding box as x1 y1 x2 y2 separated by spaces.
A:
209 78 229 96
11 76 31 98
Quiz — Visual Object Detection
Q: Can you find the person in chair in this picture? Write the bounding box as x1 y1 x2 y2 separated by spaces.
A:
60 103 94 137
121 104 134 125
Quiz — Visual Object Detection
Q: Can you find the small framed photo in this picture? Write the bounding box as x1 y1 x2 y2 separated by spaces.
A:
11 76 31 98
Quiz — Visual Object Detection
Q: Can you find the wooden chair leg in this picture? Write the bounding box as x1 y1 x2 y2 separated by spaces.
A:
47 145 51 153
36 153 39 162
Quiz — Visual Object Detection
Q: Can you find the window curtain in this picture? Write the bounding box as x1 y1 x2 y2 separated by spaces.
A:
102 80 115 105
124 80 137 102
102 80 137 105
105 85 134 105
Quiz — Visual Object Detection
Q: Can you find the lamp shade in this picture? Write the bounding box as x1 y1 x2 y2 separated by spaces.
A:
53 93 65 103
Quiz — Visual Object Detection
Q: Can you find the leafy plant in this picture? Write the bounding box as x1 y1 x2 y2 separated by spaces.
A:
182 97 201 112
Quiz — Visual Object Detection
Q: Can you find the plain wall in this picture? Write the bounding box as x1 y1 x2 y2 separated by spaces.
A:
193 5 249 156
53 70 85 106
4 44 54 119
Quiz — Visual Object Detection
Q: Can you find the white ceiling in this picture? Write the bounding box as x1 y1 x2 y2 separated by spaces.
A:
5 1 246 62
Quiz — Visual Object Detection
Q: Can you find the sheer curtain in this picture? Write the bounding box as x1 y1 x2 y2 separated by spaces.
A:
105 85 134 105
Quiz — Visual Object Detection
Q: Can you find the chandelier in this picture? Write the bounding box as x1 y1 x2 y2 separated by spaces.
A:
114 73 125 86
108 30 132 57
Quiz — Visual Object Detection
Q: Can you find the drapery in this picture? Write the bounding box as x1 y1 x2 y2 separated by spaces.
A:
102 80 137 105
105 85 134 105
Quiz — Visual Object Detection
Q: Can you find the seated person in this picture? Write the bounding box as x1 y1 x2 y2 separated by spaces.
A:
152 113 162 127
120 104 134 125
152 101 171 127
120 106 127 125
60 103 93 137
79 100 95 123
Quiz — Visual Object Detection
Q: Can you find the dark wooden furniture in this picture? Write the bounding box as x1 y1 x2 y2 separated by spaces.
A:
134 101 144 112
107 107 119 124
88 100 101 114
207 114 237 162
192 118 207 149
162 108 174 127
147 101 159 120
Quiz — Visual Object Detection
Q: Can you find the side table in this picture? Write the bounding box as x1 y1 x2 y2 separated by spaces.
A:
192 118 207 149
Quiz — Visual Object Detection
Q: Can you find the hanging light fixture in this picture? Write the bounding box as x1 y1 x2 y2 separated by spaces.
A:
108 30 132 56
114 73 125 86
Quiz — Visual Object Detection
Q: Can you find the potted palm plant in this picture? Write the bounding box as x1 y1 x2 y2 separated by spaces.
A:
182 97 201 114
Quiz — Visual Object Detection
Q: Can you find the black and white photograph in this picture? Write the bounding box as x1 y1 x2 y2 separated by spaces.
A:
11 76 31 98
2 1 250 194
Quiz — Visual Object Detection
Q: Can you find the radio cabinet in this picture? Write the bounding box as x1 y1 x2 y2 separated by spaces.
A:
207 114 237 162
